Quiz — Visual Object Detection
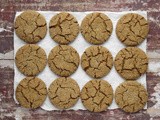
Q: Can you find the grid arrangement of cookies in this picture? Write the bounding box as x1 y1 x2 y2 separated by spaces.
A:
14 10 149 113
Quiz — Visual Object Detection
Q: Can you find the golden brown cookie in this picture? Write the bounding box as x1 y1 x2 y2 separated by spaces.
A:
115 81 148 113
48 77 80 109
48 45 80 77
16 77 47 109
81 12 113 44
81 46 113 78
49 12 79 44
81 79 113 112
15 44 47 76
14 10 47 43
114 47 148 80
116 13 149 46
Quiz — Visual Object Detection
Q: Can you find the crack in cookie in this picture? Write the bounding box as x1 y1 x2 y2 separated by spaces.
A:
116 13 149 46
49 12 79 44
15 44 47 76
48 77 80 109
48 45 80 77
114 47 148 80
81 46 113 78
16 77 47 109
14 10 47 43
81 12 113 44
80 79 113 112
115 81 148 113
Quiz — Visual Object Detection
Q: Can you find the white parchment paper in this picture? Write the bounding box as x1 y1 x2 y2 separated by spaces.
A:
14 11 147 111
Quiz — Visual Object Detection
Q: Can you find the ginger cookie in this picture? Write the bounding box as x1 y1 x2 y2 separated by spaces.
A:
16 77 47 109
14 10 47 43
81 12 113 44
48 45 80 77
81 46 113 78
115 81 148 113
114 47 148 80
48 77 80 109
81 79 113 112
49 12 79 44
15 44 47 76
116 13 149 46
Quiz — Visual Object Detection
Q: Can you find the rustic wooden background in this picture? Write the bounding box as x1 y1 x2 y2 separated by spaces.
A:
0 0 160 120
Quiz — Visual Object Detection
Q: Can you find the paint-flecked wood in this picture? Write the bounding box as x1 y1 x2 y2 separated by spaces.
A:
0 0 160 119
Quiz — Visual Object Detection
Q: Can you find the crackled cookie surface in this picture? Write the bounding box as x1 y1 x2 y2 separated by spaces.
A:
81 12 113 44
48 77 80 109
48 45 80 77
114 47 148 80
115 81 148 113
116 13 149 46
81 80 113 112
14 10 47 43
16 77 47 108
81 46 113 78
15 44 47 76
49 12 79 44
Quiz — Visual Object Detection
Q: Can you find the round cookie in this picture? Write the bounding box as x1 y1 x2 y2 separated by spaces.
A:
49 12 79 44
16 77 47 109
48 45 80 77
81 12 113 44
116 13 149 46
114 47 148 80
15 44 47 76
81 79 113 112
14 10 47 43
115 81 148 113
48 77 80 109
81 46 113 78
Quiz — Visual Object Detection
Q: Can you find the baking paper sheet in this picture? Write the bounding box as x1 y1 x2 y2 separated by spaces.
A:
14 11 147 110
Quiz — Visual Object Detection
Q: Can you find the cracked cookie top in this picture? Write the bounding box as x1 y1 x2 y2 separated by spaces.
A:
81 79 113 112
15 44 47 76
16 77 47 108
115 81 148 113
81 46 113 78
81 12 113 44
114 47 148 80
14 10 47 43
49 12 79 44
48 77 80 109
116 13 149 46
48 45 80 77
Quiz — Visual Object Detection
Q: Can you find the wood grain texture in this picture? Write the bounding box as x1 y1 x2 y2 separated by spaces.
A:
0 0 160 119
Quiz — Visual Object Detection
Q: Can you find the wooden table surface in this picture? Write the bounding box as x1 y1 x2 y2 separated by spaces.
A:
0 0 160 120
